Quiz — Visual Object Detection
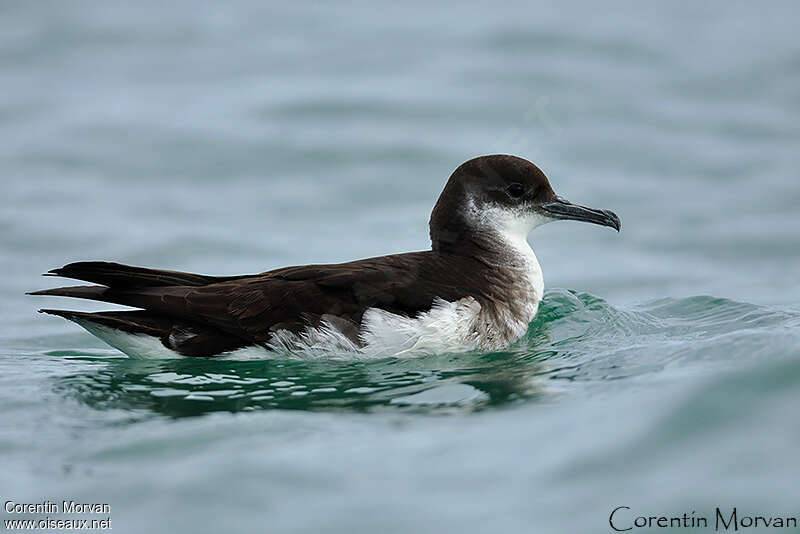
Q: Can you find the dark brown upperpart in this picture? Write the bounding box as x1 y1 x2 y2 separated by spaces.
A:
32 251 515 356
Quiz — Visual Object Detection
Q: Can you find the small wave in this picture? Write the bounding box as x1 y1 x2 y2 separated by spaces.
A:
515 290 800 381
57 289 799 367
46 290 800 416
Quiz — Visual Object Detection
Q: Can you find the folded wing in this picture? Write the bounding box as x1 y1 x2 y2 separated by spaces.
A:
30 255 455 357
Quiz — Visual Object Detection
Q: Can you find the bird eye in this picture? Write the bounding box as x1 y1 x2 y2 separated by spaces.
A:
506 183 525 198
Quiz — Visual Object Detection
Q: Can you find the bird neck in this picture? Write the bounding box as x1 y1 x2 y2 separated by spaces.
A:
432 223 544 300
430 198 541 270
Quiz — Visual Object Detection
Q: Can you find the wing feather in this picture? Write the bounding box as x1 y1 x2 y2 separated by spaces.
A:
31 252 478 345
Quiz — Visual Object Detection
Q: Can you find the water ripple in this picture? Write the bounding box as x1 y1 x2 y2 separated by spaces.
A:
41 290 800 418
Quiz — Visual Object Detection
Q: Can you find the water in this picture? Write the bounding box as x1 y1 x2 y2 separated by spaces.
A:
2 1 799 532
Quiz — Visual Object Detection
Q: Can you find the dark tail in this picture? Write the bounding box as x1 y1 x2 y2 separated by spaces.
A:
30 262 253 357
28 261 248 311
38 308 164 336
44 261 241 288
28 285 109 299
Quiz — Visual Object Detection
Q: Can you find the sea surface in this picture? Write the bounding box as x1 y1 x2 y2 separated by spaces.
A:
1 1 799 532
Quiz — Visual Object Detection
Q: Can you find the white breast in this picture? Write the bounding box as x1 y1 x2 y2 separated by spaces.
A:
462 199 548 345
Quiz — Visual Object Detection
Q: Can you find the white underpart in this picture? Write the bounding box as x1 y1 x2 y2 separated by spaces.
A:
71 299 485 361
470 202 549 296
70 202 553 360
462 198 552 345
72 318 186 360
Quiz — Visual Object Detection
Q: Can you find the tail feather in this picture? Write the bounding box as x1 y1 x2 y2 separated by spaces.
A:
46 261 243 288
30 261 254 358
29 283 194 314
28 261 238 311
38 308 163 336
28 285 109 299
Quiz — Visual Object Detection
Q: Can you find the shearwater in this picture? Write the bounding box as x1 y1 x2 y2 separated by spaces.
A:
30 155 621 359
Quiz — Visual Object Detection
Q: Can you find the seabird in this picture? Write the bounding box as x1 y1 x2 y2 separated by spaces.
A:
30 155 620 359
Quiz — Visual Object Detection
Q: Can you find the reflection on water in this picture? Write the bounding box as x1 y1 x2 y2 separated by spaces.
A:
47 290 800 418
51 351 549 418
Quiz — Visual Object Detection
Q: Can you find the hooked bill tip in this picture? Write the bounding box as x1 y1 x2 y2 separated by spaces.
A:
604 210 622 232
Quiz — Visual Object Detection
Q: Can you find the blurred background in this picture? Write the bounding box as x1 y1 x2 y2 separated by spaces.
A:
1 1 799 533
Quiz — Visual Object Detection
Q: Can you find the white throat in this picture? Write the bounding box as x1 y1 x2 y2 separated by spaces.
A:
464 198 551 268
461 199 552 343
